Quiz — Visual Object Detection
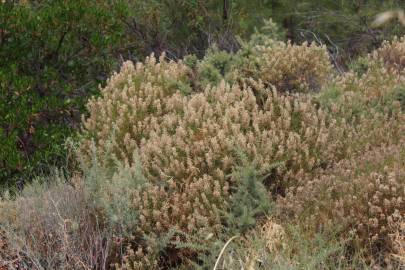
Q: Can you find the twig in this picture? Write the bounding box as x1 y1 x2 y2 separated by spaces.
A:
324 34 344 75
213 235 239 270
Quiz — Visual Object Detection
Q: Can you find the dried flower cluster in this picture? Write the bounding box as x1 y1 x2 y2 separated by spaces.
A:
260 218 286 254
335 37 405 98
242 41 333 93
372 36 405 75
278 141 405 253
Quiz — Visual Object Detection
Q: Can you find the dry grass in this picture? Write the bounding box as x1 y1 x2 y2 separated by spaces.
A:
0 176 112 270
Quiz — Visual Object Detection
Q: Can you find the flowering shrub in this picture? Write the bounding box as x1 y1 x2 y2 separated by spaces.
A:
75 48 405 267
80 63 344 236
188 26 332 94
241 41 333 93
335 36 405 99
278 141 405 255
334 62 403 100
372 36 405 75
80 55 345 196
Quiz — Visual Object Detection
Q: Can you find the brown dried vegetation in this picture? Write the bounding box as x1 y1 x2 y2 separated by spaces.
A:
242 41 333 93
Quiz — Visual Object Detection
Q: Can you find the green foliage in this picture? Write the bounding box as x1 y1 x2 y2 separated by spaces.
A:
389 86 405 110
196 47 238 88
0 0 133 187
247 18 285 46
348 56 374 76
193 19 285 89
82 143 148 235
225 154 275 232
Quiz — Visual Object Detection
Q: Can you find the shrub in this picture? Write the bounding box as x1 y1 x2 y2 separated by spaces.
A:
190 19 283 90
278 142 405 259
0 0 135 187
335 37 405 99
195 47 240 88
0 175 111 269
199 219 367 270
190 20 332 94
241 41 333 93
0 147 157 269
77 51 405 267
372 36 405 75
247 18 285 47
334 61 400 98
224 153 274 232
79 56 344 232
195 39 333 94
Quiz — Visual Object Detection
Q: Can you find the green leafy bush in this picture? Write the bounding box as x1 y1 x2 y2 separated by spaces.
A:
0 0 136 187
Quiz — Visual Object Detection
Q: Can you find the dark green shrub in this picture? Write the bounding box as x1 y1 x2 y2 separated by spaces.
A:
225 154 275 232
0 0 134 187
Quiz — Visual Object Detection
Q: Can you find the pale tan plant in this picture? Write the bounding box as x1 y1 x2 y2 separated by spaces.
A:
372 36 405 75
278 141 405 256
242 41 333 93
335 36 405 98
0 176 111 270
260 218 286 254
372 10 405 27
